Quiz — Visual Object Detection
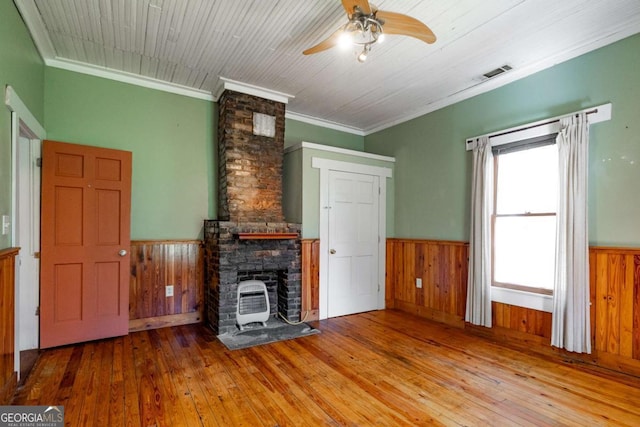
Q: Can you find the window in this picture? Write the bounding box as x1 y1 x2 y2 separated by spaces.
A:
492 136 558 295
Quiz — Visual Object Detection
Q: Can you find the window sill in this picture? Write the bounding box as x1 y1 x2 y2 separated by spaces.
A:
491 286 553 313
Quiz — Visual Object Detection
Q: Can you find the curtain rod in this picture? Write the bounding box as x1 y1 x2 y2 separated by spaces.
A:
488 108 598 139
465 103 612 151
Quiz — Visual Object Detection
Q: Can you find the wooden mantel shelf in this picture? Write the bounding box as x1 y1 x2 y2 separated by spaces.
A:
236 233 298 240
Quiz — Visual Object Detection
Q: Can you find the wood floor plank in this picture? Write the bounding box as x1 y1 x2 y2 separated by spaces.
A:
322 315 533 425
170 325 245 426
108 337 126 427
242 343 343 426
289 334 451 425
178 326 271 427
131 331 178 427
257 342 382 426
161 327 221 427
146 328 194 426
79 340 105 426
153 327 208 426
15 346 72 405
192 333 306 427
13 310 640 426
63 342 98 427
355 311 640 425
121 334 142 427
378 309 640 407
332 314 585 425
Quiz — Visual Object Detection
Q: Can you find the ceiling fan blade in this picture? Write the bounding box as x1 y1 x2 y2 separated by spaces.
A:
376 10 436 44
303 28 342 55
341 0 372 17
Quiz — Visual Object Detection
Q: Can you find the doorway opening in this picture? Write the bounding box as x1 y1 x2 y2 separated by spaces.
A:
7 85 46 381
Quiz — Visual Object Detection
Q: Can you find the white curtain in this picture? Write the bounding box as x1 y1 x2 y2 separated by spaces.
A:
551 113 591 353
466 136 493 327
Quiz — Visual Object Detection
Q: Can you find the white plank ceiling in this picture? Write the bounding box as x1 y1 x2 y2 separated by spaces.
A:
15 0 640 134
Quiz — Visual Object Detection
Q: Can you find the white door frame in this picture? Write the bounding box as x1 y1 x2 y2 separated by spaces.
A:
6 85 46 376
312 157 392 320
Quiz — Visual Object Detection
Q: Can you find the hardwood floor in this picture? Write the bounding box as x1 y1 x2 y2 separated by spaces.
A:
13 310 640 426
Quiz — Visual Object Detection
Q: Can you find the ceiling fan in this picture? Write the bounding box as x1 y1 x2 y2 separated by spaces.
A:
303 0 436 62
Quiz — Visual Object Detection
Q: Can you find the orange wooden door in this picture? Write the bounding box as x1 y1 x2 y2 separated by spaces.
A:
40 140 132 348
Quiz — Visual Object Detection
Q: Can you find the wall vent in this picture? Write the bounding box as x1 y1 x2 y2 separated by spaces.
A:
482 64 513 80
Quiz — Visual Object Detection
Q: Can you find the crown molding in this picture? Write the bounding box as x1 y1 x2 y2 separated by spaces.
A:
47 58 215 101
14 0 56 60
284 111 365 136
214 77 294 104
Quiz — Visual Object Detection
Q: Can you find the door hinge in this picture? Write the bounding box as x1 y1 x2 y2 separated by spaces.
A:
34 251 40 259
379 186 381 195
35 306 40 316
36 158 42 167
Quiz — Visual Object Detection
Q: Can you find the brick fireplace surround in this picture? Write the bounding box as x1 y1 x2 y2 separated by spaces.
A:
204 90 301 335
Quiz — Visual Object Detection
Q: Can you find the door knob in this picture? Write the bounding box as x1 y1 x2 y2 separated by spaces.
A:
118 249 128 257
330 249 336 254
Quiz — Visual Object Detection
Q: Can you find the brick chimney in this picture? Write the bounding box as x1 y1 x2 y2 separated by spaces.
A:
217 90 286 222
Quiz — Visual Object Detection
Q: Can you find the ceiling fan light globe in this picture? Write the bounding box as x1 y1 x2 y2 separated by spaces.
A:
338 31 354 49
377 33 386 44
357 51 368 62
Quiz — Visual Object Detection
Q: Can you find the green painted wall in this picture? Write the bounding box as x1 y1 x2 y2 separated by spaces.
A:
43 68 363 240
44 68 215 240
283 145 395 239
0 1 45 249
365 33 640 247
285 118 364 151
282 147 303 223
283 121 368 234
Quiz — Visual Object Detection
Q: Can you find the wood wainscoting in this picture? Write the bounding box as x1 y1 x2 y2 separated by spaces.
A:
590 247 640 374
386 239 469 327
301 239 320 321
129 240 204 332
491 302 552 340
0 248 18 404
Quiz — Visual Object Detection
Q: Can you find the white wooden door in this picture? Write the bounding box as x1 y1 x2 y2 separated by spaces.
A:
16 136 41 350
327 170 379 317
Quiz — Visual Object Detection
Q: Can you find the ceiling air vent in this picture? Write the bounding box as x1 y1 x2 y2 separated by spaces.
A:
482 64 513 80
